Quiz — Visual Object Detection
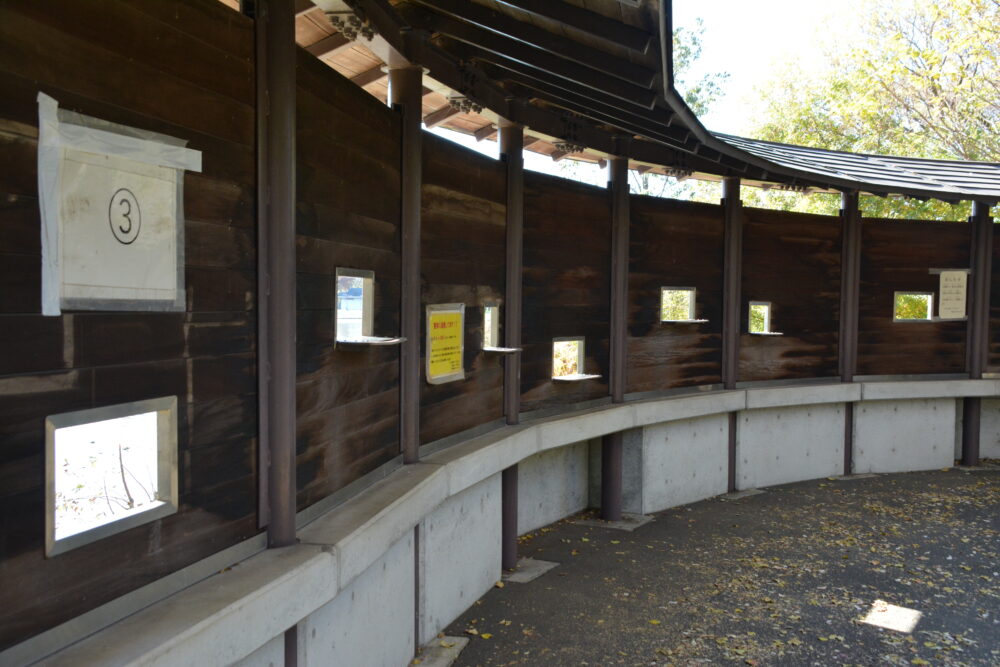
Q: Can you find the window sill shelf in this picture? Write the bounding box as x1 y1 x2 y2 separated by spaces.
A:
749 332 783 336
483 346 522 354
336 336 406 347
661 319 709 324
552 373 602 382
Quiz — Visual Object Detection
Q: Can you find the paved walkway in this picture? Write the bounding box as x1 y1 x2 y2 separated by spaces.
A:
438 467 999 666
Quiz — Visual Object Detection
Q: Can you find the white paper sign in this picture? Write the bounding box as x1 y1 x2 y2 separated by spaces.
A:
37 93 201 315
938 270 967 320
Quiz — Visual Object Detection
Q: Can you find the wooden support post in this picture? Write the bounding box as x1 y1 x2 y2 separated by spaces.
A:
839 191 861 475
721 177 742 493
962 201 994 466
499 118 523 568
252 0 297 550
601 154 629 521
391 65 423 464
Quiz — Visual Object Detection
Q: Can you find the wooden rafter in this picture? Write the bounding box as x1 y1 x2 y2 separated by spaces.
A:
400 5 657 109
351 65 387 86
423 104 461 128
407 0 655 87
305 32 351 58
492 0 652 52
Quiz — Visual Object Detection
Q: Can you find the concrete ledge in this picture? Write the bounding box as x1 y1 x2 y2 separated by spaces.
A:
746 383 861 409
43 545 335 667
633 390 746 426
860 379 999 401
299 463 447 588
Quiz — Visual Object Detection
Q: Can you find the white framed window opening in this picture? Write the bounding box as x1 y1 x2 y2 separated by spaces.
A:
483 304 499 348
552 337 601 381
893 291 934 321
748 301 781 335
660 286 707 323
335 268 374 341
46 396 178 557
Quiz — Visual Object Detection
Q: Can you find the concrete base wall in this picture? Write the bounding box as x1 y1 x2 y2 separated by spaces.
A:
980 398 1000 459
737 404 845 490
641 414 729 514
34 379 1000 667
299 533 415 667
418 474 501 644
854 399 956 473
517 441 589 535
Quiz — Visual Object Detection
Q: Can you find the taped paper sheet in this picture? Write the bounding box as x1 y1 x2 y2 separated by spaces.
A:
426 303 465 384
37 93 202 315
938 270 968 320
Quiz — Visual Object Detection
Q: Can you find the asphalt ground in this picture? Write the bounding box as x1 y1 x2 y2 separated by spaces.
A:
437 467 1000 666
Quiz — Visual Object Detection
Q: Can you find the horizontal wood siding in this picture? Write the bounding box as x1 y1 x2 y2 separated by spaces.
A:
739 207 842 382
420 134 506 443
627 196 724 393
521 172 611 412
987 230 1000 372
858 219 970 376
0 0 257 650
295 52 402 509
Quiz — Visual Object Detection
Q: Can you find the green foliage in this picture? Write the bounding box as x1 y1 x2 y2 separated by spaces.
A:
749 303 768 333
674 19 730 117
894 293 932 319
746 0 998 219
661 289 693 321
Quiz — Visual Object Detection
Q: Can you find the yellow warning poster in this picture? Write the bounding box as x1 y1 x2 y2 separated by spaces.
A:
426 303 465 384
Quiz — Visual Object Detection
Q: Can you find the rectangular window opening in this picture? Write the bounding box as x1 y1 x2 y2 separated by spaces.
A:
483 305 499 348
552 337 583 378
893 292 933 322
749 301 773 334
661 287 698 322
46 397 178 557
336 268 375 342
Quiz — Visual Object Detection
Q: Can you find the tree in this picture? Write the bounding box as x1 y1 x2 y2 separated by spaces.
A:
745 0 999 219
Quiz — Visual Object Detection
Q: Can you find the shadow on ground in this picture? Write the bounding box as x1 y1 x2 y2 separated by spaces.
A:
436 467 999 666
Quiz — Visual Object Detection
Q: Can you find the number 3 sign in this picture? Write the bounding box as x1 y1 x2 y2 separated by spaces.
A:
109 188 141 245
37 93 201 315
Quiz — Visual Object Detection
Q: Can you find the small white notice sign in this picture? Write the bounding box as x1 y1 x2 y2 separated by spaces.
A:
938 270 968 320
37 93 202 315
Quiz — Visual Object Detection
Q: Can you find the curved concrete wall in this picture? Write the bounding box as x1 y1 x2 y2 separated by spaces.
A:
24 379 1000 667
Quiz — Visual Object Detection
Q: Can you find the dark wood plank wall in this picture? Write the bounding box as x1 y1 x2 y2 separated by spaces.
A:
0 0 258 650
988 231 1000 371
295 52 402 510
420 134 506 443
739 207 842 382
520 172 611 412
627 196 724 393
858 219 970 376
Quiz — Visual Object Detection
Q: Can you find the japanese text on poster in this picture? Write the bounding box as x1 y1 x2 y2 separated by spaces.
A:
938 270 967 320
426 304 465 384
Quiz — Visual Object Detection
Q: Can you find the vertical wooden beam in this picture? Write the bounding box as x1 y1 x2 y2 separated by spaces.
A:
601 154 629 521
499 119 523 569
253 0 297 550
962 201 994 466
391 66 423 464
839 191 861 475
721 177 742 493
721 177 743 390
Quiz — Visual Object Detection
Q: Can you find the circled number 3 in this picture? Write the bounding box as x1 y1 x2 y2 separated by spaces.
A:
108 188 141 245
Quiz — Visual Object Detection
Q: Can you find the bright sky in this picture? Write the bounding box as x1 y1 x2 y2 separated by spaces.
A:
432 1 863 180
672 0 860 135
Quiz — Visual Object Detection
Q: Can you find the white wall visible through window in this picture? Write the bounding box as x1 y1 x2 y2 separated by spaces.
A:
336 268 374 341
483 305 499 348
46 397 178 556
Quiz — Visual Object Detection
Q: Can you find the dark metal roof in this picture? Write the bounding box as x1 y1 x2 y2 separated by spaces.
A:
716 133 1000 203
